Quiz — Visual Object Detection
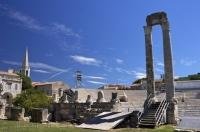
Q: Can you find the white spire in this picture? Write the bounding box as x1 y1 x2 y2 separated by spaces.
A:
22 48 30 77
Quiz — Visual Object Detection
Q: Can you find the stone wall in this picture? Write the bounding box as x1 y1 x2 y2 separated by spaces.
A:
50 89 200 123
0 70 22 98
30 108 48 123
10 107 25 121
175 80 200 90
51 102 121 123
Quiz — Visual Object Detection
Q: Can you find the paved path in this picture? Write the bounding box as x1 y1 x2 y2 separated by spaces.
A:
76 111 131 130
176 116 200 131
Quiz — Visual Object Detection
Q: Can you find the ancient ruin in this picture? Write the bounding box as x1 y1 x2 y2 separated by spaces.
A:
1 11 200 131
143 11 178 125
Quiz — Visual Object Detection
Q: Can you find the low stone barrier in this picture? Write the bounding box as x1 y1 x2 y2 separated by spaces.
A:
30 108 48 123
10 107 25 121
51 102 121 122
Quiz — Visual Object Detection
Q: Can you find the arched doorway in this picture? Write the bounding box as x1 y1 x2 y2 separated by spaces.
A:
2 92 13 105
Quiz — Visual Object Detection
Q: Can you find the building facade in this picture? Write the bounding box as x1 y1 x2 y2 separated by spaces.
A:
33 81 70 102
0 69 22 104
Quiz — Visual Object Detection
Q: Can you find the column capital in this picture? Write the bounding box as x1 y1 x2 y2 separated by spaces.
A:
143 26 152 35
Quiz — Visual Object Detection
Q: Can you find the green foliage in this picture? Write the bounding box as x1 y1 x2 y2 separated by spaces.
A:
14 73 52 113
17 73 32 90
176 73 200 81
13 88 52 112
188 74 200 80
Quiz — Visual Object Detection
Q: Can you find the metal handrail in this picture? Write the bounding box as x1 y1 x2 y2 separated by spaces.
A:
139 93 153 124
157 102 168 125
137 111 142 119
146 93 153 110
154 99 168 125
155 99 165 116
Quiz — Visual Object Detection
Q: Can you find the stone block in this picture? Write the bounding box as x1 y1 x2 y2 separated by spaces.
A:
5 106 12 119
30 108 48 123
96 91 106 103
10 107 25 121
54 103 74 121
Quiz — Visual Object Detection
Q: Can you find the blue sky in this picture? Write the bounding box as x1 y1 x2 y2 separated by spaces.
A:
0 1 200 88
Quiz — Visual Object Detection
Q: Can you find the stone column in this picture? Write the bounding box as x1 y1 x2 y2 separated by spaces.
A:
144 26 155 98
162 21 177 124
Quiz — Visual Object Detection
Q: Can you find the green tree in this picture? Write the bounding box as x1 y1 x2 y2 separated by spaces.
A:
13 89 52 112
17 73 32 90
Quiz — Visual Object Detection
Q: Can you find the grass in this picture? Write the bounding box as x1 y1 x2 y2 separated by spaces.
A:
0 120 174 132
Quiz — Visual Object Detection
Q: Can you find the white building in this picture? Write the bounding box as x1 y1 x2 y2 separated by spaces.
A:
33 81 70 102
0 69 22 104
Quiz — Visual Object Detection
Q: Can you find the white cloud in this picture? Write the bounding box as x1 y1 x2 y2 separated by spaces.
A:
133 71 146 79
8 10 43 31
115 67 146 79
0 4 80 39
84 75 106 80
116 59 123 64
155 67 163 73
70 55 101 66
115 67 134 75
2 60 69 73
180 58 197 66
0 5 43 31
156 62 164 67
87 80 105 85
51 23 80 38
32 69 50 74
46 71 67 81
2 60 20 66
30 62 68 72
174 75 180 79
0 4 82 56
103 64 113 72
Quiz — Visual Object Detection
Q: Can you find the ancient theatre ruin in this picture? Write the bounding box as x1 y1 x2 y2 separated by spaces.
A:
144 12 177 124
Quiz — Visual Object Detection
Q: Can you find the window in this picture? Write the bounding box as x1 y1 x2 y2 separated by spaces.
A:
15 84 18 90
7 82 12 90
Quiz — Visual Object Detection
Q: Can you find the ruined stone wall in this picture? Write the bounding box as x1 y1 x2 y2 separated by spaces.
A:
175 80 200 90
30 108 48 123
51 102 121 122
50 89 200 123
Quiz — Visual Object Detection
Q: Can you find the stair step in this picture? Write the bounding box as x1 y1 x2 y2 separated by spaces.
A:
143 114 155 117
147 110 157 113
139 121 156 125
140 119 155 122
142 116 155 119
140 122 156 125
145 112 156 115
139 101 166 128
139 123 156 127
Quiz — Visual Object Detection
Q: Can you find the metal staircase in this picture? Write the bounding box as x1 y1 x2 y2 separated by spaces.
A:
139 98 168 128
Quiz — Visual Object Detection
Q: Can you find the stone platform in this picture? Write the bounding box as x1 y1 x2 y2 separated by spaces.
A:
76 111 131 130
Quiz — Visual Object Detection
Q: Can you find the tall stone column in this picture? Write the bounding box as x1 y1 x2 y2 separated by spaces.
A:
162 21 177 124
144 26 155 98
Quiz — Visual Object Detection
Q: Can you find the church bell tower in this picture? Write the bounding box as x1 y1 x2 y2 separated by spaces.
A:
21 48 30 77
